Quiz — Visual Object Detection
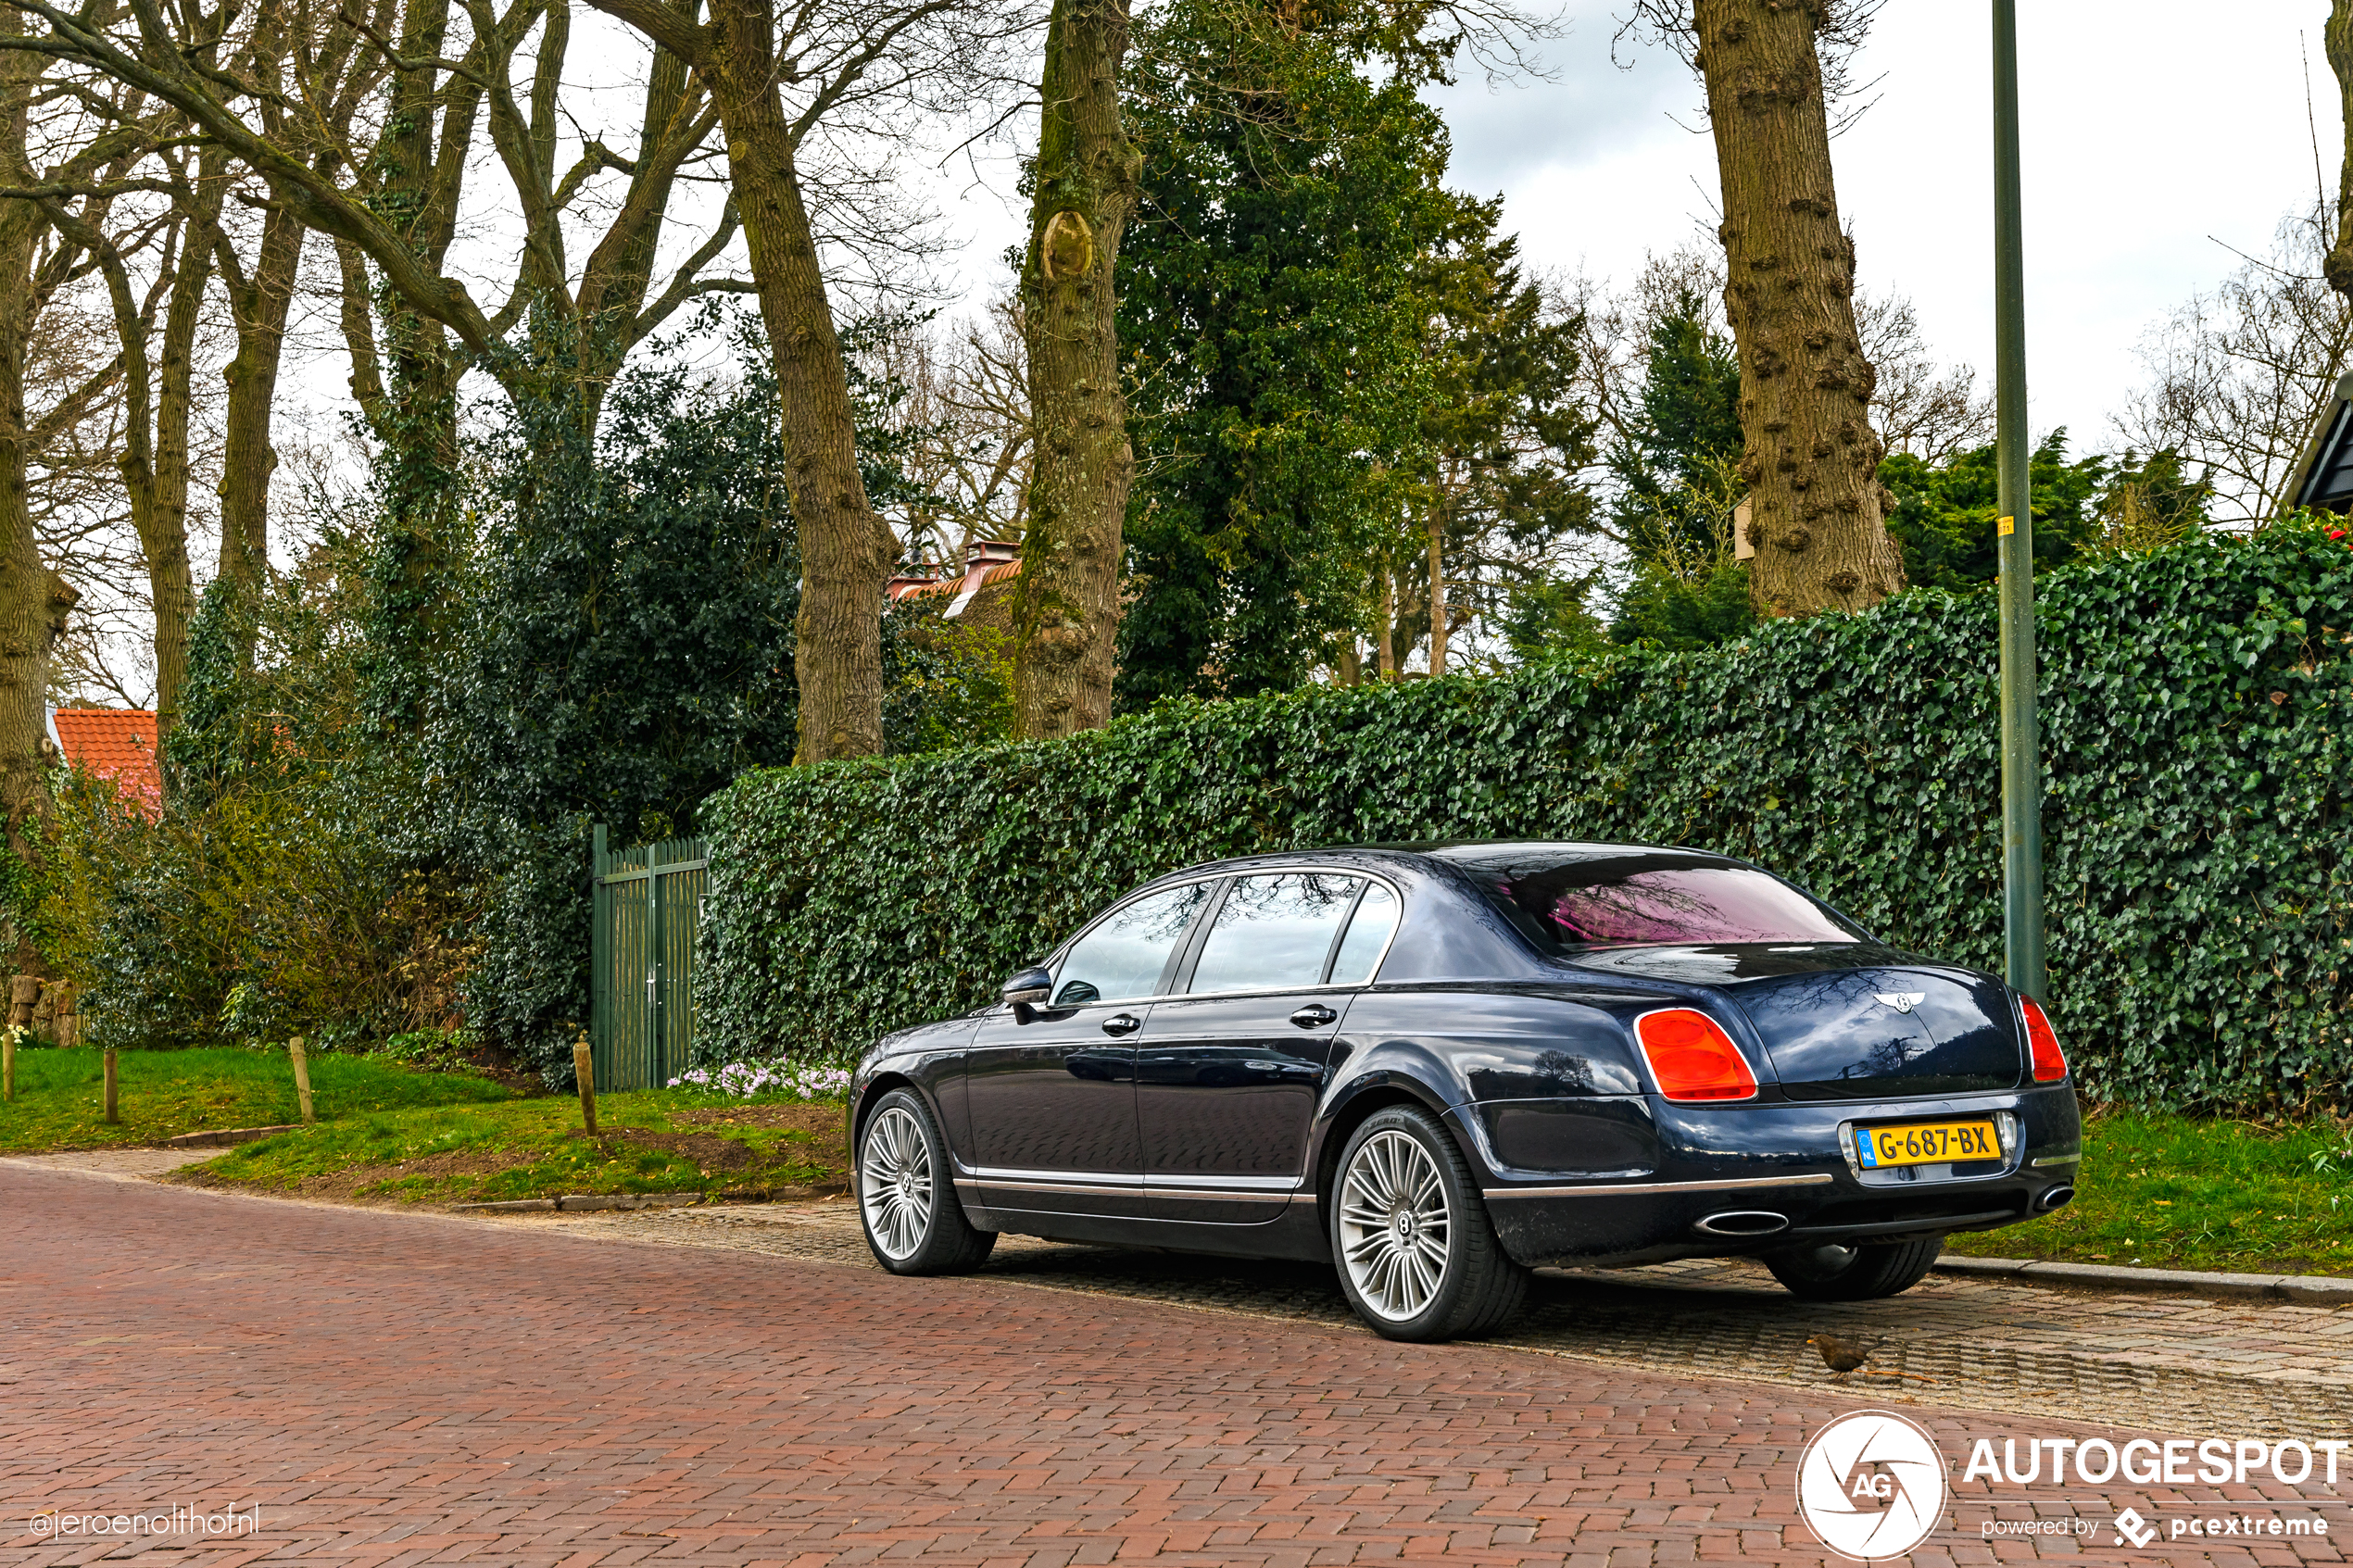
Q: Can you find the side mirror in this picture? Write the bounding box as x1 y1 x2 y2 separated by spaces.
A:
1001 965 1054 1009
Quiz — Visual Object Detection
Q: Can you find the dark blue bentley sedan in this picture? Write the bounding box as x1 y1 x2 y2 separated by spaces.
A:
847 842 2082 1341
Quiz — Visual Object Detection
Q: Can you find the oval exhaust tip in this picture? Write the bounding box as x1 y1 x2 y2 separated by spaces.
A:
2037 1185 2076 1212
1692 1210 1793 1237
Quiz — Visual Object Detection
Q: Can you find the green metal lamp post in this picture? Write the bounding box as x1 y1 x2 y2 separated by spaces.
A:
1992 0 2046 999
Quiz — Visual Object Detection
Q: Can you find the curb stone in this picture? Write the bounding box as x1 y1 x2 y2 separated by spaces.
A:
451 1193 708 1213
555 1192 705 1212
1937 1253 2353 1306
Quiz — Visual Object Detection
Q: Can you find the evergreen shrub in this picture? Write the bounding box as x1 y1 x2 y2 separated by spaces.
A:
700 528 2353 1111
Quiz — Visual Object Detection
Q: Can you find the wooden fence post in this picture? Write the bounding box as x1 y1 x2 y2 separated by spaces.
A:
3 1023 15 1103
573 1035 598 1135
288 1035 315 1125
102 1047 118 1124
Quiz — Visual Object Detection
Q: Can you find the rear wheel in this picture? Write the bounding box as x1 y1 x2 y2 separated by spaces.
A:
1331 1106 1528 1342
857 1088 995 1275
1764 1236 1942 1301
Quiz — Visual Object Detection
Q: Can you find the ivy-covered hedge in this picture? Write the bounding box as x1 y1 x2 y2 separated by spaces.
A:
699 529 2353 1112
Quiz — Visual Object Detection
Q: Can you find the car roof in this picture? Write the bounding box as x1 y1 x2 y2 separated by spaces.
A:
1140 839 1743 884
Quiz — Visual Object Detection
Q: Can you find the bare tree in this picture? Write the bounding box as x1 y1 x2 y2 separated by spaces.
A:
584 0 1025 760
0 21 151 930
2117 205 2353 527
857 302 1031 563
1856 290 1993 465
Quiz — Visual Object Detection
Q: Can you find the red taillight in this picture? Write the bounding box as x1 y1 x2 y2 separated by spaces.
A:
2021 997 2067 1083
1634 1010 1758 1102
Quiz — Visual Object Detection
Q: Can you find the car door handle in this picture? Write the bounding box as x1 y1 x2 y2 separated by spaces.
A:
1290 1004 1338 1028
1101 1012 1143 1036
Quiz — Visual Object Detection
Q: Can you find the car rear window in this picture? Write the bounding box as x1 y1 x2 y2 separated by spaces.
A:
1480 856 1862 947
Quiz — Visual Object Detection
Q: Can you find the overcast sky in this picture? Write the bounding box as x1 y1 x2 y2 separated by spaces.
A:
920 0 2339 455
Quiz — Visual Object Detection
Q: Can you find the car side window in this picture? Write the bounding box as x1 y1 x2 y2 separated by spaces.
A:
1187 872 1362 995
1327 881 1400 985
1052 882 1214 1007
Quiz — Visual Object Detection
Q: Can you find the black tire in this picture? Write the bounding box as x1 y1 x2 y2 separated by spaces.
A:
855 1087 995 1275
1763 1236 1942 1301
1329 1105 1528 1342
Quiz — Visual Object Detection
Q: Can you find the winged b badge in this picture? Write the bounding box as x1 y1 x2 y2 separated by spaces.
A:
1873 991 1927 1014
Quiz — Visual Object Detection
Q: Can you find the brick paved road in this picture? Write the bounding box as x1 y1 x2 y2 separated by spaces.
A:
593 1204 2353 1437
3 1164 2348 1567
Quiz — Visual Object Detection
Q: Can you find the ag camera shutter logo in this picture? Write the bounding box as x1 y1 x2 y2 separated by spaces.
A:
1797 1411 1950 1561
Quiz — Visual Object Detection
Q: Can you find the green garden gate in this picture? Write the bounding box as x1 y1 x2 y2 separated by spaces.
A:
590 826 709 1090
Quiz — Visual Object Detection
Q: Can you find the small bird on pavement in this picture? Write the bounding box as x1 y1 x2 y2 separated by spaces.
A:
1808 1332 1876 1374
1807 1332 1937 1383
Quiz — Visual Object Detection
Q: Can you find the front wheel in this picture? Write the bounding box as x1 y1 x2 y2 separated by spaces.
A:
856 1088 995 1275
1764 1236 1942 1301
1331 1106 1528 1342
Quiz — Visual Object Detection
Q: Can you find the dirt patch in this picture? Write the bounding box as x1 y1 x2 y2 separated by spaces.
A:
663 1105 849 1176
570 1128 759 1173
172 1148 519 1204
669 1104 843 1137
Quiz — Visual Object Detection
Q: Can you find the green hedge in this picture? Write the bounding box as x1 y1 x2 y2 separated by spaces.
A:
699 528 2353 1112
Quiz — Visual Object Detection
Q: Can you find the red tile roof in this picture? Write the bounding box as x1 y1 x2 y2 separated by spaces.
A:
55 709 162 819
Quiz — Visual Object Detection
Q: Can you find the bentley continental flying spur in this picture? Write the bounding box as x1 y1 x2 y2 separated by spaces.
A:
847 842 2082 1341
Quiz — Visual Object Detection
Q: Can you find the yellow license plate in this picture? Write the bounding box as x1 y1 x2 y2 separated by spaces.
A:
1855 1119 2000 1169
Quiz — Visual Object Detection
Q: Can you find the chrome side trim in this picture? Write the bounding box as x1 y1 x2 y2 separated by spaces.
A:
1139 1189 1296 1203
1144 1173 1298 1191
2031 1152 2082 1169
963 1167 1309 1204
971 1164 1134 1186
1482 1173 1836 1200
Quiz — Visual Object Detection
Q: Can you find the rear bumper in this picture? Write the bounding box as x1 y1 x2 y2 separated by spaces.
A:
1460 1084 2082 1269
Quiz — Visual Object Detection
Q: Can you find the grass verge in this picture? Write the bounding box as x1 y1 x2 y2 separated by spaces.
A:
171 1091 849 1205
13 1051 2345 1274
1942 1110 2353 1276
0 1046 517 1152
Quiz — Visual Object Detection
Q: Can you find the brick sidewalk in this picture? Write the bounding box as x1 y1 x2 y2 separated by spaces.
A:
1 1165 2346 1566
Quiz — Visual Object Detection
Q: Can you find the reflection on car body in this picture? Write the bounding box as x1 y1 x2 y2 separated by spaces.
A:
847 841 2082 1341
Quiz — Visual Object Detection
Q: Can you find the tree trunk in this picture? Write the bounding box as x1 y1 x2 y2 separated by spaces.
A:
1425 507 1447 675
1376 573 1395 677
1010 0 1140 739
2327 0 2353 297
217 202 305 626
0 53 73 938
703 0 895 761
1694 0 1904 619
144 168 222 746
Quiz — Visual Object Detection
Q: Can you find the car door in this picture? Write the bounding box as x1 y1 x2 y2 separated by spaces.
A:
1136 872 1393 1223
963 879 1215 1220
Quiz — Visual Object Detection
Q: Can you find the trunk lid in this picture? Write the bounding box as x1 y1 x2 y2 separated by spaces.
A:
1566 942 2025 1100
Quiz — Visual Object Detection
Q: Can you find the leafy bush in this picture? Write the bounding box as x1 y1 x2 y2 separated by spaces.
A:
40 579 472 1051
701 526 2353 1112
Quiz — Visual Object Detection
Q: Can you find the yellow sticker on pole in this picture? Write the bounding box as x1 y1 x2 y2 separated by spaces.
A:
1997 515 2017 536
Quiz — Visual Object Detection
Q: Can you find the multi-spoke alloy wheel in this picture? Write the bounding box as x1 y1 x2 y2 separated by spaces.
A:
1328 1106 1528 1342
855 1088 995 1275
1340 1129 1451 1322
861 1105 934 1261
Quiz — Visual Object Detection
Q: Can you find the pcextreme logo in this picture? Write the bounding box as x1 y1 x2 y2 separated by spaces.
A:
1795 1411 1949 1562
